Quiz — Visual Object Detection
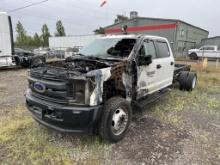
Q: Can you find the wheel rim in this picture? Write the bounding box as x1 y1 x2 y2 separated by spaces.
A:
111 107 128 136
192 76 197 89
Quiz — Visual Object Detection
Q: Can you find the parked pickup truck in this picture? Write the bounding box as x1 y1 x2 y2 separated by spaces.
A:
25 34 197 142
188 45 220 60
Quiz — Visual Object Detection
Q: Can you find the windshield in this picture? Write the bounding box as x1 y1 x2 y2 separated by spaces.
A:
79 38 136 58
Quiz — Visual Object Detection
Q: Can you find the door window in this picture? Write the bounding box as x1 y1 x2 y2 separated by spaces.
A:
140 40 157 59
156 41 170 58
206 47 215 51
199 47 204 50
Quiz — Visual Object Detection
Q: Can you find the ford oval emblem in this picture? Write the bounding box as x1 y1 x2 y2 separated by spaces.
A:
33 82 46 93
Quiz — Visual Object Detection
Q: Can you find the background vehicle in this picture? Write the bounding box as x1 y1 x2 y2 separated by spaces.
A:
26 35 197 142
0 12 45 68
48 49 65 59
0 12 14 67
33 47 50 55
13 48 46 68
65 46 81 58
188 45 220 60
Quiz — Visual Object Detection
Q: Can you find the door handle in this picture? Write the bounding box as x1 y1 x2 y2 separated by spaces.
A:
170 61 174 65
157 64 162 69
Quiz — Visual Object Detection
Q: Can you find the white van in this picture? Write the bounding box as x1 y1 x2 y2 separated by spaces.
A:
0 12 14 67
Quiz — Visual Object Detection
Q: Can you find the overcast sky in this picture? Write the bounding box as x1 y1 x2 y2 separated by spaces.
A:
1 0 219 37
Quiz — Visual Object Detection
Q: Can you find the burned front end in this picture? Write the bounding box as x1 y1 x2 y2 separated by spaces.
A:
25 36 137 133
25 59 112 133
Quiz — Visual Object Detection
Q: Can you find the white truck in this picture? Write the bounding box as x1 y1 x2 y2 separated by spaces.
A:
0 12 14 67
188 45 220 60
26 34 197 142
0 12 46 68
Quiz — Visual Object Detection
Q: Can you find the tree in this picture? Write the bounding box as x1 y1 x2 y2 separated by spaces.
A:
33 33 42 47
94 27 105 34
41 24 50 47
55 20 66 36
16 21 27 47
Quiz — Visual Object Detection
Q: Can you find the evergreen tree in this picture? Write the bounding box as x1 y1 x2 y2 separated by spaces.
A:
55 20 66 36
33 33 41 47
41 24 50 47
94 27 105 34
16 21 27 47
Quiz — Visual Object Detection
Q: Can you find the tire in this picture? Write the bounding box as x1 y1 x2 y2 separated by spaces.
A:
190 53 198 60
185 72 197 91
14 56 20 66
99 97 132 143
179 71 188 90
179 71 197 91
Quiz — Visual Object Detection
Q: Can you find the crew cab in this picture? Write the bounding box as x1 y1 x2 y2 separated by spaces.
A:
25 34 197 142
188 45 220 60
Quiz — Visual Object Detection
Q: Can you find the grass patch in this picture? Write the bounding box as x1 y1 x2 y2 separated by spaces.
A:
0 106 111 164
148 64 220 125
1 64 220 164
208 98 220 109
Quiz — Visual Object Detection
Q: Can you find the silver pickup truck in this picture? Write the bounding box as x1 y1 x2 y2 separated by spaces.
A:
188 45 220 60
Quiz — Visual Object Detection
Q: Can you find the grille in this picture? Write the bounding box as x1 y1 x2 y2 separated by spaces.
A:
29 70 87 105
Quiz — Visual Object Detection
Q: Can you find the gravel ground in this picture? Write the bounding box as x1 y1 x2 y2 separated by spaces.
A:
0 68 220 165
0 69 28 110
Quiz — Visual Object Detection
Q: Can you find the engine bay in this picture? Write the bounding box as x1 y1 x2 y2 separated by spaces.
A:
46 58 112 73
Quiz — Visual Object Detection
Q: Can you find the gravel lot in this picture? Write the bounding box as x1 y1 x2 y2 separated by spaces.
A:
0 66 220 164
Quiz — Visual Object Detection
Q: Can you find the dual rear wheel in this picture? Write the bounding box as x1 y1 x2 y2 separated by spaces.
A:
179 71 197 91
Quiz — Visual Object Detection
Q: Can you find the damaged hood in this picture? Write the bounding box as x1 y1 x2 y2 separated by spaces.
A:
46 56 123 75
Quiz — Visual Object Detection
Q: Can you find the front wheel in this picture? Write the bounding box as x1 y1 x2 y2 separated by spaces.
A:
99 97 132 143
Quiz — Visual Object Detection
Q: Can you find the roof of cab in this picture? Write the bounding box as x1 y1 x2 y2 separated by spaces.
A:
102 34 167 41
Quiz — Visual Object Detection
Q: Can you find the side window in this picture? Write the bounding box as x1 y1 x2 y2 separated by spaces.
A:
156 41 170 58
202 47 214 51
140 40 157 59
199 47 204 50
203 47 208 50
206 47 214 51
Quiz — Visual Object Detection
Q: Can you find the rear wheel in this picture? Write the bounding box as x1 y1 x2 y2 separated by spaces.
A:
179 71 197 91
99 97 132 143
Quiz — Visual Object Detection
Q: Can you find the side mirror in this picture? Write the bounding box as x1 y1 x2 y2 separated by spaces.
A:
138 55 152 66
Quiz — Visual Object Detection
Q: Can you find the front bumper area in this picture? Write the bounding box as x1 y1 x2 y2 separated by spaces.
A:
26 90 102 133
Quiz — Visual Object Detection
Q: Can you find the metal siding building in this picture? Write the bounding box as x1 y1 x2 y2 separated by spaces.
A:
200 36 220 47
104 17 209 56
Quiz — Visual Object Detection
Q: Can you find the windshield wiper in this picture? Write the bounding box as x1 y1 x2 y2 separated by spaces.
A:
75 53 85 56
86 56 103 60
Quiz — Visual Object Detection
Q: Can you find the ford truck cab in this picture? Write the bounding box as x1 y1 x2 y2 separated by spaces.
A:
26 34 197 142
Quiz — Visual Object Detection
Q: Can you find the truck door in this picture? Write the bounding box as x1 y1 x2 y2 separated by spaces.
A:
136 39 159 99
197 46 216 58
154 40 175 90
136 39 174 100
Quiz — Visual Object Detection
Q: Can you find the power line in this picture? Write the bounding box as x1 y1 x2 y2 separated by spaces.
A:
8 0 49 13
